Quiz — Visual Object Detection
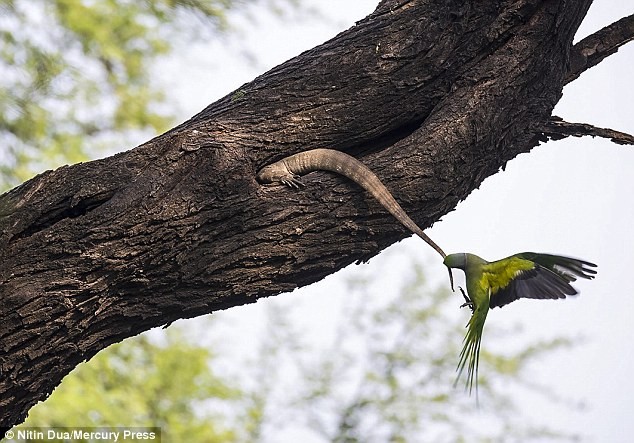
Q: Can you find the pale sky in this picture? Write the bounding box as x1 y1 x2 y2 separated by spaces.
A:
157 1 634 441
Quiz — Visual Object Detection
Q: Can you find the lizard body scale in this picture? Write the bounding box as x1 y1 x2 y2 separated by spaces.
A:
256 148 446 259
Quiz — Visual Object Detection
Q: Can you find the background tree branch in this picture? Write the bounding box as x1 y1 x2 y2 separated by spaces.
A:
0 0 600 429
566 13 634 84
543 117 634 145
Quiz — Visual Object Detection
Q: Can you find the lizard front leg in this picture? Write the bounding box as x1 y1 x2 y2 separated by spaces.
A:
256 160 303 188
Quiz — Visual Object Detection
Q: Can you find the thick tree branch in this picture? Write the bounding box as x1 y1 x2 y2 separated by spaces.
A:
566 14 634 84
542 117 634 145
0 0 594 430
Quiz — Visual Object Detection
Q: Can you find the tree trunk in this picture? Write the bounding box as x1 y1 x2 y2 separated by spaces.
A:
0 0 593 428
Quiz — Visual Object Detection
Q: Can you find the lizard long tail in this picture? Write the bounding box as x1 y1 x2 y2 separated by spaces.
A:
279 148 447 259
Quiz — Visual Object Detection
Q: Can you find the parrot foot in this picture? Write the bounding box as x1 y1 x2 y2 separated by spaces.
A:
458 286 474 312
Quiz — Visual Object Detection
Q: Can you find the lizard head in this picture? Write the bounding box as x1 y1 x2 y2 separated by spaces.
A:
256 163 287 184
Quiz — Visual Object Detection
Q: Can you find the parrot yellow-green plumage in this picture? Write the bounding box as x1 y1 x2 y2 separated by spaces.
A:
444 252 597 398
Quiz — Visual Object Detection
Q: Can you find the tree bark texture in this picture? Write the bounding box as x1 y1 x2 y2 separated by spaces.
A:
0 0 594 428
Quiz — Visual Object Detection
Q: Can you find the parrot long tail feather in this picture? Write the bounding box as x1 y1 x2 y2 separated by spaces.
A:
455 303 489 401
455 327 482 394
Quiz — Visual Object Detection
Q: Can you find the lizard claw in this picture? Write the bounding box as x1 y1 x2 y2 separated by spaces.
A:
282 175 305 189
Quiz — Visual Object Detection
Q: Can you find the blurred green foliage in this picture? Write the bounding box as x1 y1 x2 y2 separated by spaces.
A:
15 328 241 442
0 0 297 191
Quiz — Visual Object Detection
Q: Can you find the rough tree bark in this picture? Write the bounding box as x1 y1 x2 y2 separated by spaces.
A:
1 0 632 431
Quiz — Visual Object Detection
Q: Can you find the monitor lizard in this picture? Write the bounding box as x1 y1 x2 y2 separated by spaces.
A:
256 148 446 259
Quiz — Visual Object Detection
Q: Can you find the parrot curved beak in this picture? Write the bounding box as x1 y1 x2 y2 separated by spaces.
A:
447 266 455 292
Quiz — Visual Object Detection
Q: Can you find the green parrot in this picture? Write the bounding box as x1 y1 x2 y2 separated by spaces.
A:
443 252 597 397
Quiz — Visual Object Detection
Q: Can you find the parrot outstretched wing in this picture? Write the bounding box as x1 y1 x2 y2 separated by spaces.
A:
488 253 597 308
